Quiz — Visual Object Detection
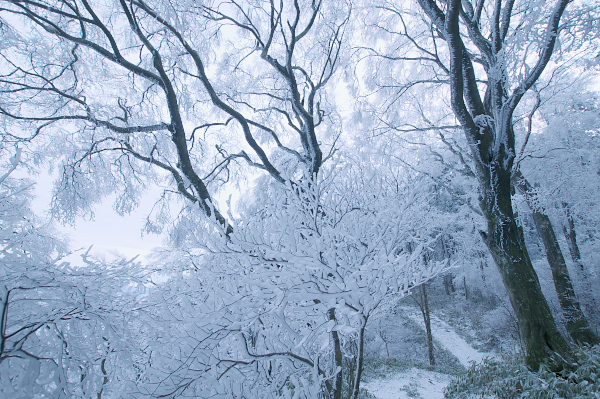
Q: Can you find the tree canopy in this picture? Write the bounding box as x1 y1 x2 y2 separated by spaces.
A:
1 0 599 397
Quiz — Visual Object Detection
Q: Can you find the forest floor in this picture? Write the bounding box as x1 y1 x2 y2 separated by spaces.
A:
362 307 496 399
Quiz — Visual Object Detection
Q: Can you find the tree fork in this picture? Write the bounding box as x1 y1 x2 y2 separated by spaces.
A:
429 0 577 370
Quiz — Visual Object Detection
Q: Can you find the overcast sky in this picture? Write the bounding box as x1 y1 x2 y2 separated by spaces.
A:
32 171 164 260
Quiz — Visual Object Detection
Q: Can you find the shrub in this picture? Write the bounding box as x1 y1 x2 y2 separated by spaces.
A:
445 345 600 398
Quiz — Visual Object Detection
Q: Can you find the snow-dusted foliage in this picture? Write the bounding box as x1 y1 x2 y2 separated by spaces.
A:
124 162 450 398
445 345 600 399
0 0 599 396
0 151 147 398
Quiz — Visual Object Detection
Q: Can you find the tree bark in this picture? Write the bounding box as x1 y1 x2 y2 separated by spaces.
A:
414 0 576 371
514 172 598 345
479 164 573 370
328 308 342 399
350 316 367 399
420 284 436 366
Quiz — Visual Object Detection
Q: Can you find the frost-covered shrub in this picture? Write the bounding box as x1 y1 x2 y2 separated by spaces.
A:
444 345 600 399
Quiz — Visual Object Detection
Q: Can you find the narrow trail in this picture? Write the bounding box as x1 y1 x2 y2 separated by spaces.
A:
362 307 495 399
400 307 495 367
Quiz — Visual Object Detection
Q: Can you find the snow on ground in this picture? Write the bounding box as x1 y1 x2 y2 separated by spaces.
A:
362 307 495 399
362 368 451 399
399 307 496 367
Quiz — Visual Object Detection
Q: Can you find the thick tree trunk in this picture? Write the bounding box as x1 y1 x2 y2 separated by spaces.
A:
480 165 574 371
471 133 577 371
514 172 598 345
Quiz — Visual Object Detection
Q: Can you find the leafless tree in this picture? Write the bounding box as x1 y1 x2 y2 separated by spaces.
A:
0 0 349 236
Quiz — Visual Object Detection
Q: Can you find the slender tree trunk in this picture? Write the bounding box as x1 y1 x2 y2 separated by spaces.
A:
378 329 391 358
443 274 455 295
562 204 583 271
97 357 109 399
350 316 367 399
562 203 600 328
478 251 487 283
0 288 8 359
413 282 436 367
514 172 598 345
328 308 342 399
480 165 574 370
421 284 436 366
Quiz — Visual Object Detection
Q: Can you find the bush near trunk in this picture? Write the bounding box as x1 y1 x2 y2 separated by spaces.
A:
445 345 600 399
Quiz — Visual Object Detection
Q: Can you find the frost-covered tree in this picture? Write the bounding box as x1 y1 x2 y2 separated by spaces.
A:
0 0 349 234
0 2 458 397
358 0 600 369
0 149 147 398
125 159 451 398
518 82 600 326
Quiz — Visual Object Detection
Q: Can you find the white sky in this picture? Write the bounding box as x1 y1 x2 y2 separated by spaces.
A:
32 171 165 260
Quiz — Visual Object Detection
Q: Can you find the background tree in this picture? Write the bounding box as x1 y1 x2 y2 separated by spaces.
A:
518 80 600 330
